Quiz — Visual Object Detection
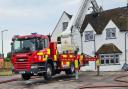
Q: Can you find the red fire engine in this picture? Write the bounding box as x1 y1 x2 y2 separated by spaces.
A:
11 33 97 80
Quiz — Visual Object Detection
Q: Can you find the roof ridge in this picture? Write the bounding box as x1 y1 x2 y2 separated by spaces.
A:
64 11 72 19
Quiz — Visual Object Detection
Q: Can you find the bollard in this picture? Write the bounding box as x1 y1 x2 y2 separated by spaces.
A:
97 65 100 76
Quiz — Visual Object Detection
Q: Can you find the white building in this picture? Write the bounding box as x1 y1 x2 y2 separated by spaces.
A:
51 7 128 71
51 11 72 42
77 7 128 71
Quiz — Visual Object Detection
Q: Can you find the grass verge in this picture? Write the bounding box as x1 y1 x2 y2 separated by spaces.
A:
0 69 14 76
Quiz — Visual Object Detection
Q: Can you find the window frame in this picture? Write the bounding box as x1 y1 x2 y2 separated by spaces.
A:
63 22 68 31
57 36 61 44
106 28 116 39
85 31 94 42
100 54 120 65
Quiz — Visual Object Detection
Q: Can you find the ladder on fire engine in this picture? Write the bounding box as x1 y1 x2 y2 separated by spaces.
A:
71 0 103 53
73 0 103 30
61 0 103 53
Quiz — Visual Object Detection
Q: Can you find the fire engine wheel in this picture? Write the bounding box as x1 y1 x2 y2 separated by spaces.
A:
22 74 31 80
44 64 52 80
65 63 75 75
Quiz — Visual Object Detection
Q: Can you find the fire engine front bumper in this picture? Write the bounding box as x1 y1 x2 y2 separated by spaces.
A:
14 67 46 74
14 69 37 74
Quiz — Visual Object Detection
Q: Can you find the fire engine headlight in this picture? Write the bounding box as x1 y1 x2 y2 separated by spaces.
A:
31 65 38 69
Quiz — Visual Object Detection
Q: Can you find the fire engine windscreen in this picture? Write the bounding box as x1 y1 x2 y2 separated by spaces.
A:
11 38 47 53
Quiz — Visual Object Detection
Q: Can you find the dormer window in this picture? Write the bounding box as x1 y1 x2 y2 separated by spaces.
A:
85 31 94 41
106 28 116 39
63 22 68 31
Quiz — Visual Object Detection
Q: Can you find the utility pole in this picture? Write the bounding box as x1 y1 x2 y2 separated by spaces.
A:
127 0 128 7
1 30 8 68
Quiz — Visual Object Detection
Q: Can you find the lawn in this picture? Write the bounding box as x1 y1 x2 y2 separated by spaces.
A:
0 69 14 76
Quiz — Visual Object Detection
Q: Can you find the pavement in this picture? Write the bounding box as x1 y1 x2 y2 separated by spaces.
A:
0 72 128 89
0 74 21 84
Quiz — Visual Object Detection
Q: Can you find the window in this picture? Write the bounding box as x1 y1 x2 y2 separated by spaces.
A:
38 39 45 50
57 36 61 44
100 54 119 65
63 22 68 31
85 31 94 41
106 28 116 39
44 38 49 48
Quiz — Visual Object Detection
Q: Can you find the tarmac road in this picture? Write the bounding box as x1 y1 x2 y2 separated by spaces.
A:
0 75 20 82
0 71 128 89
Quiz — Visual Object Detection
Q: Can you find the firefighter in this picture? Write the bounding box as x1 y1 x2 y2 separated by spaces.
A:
95 53 100 76
74 48 79 80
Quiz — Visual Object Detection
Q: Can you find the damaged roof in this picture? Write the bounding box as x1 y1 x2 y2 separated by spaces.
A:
81 7 128 34
97 43 122 54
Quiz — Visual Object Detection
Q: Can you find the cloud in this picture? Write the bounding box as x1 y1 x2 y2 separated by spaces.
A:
0 0 62 21
112 0 127 3
0 8 51 21
65 0 80 6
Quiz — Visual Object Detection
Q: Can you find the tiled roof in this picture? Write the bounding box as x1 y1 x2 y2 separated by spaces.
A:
97 43 122 54
81 7 128 34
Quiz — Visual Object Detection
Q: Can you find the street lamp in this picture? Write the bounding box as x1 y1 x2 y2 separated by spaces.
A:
125 32 128 64
1 30 8 59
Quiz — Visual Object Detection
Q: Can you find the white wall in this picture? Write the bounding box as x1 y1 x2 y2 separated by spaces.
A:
51 12 71 42
96 20 125 71
51 11 128 71
82 23 96 56
80 20 126 71
72 27 81 53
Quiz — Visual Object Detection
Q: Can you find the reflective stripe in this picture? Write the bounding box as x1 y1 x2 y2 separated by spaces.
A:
61 61 70 67
66 62 70 66
75 60 79 69
69 55 73 58
47 49 50 54
80 55 83 65
44 55 48 61
61 62 63 66
56 50 58 54
54 55 57 61
37 52 43 55
63 55 67 58
96 59 100 66
80 55 83 60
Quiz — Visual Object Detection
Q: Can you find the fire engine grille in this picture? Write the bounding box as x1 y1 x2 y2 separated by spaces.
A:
15 58 30 70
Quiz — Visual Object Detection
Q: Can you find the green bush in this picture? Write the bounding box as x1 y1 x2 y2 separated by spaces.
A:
4 58 11 62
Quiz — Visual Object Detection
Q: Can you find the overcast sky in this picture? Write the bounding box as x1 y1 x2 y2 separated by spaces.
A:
0 0 127 55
